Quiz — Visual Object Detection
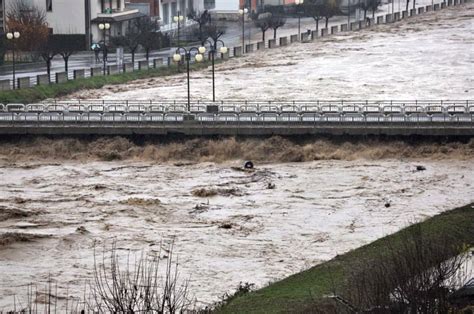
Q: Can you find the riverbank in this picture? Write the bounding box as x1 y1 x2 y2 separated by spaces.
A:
217 203 474 312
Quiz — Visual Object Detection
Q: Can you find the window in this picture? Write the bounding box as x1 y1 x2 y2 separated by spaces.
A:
162 3 169 25
171 2 177 18
204 0 215 10
46 0 52 11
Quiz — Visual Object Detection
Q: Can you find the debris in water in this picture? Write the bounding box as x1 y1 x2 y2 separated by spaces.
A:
219 223 233 229
76 226 89 234
267 182 276 189
416 165 426 171
119 198 161 206
244 161 254 169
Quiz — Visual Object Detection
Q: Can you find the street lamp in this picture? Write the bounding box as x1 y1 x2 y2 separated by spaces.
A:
294 0 304 41
173 46 206 111
6 31 20 89
99 22 111 75
238 8 248 53
173 12 184 47
204 39 227 102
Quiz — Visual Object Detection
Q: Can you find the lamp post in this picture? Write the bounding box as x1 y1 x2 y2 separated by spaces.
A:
6 31 20 90
98 22 111 75
173 12 184 47
204 39 227 102
173 46 206 112
238 8 248 53
295 0 304 41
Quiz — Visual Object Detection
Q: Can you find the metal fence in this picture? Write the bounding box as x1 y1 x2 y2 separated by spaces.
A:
0 100 472 127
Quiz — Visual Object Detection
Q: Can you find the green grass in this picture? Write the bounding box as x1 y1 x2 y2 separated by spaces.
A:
217 203 474 313
0 61 217 104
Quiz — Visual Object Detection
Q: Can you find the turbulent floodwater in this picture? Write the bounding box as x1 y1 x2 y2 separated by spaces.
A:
0 157 473 309
69 4 474 101
1 3 474 311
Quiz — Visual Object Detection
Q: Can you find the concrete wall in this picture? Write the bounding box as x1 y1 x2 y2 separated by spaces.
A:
330 25 338 34
233 46 242 56
36 74 50 85
321 28 328 36
394 12 401 21
402 11 408 18
74 69 85 79
410 8 417 16
55 72 68 84
268 39 276 48
290 34 298 43
279 37 288 46
377 16 384 24
257 41 265 50
0 79 11 91
91 67 103 76
418 7 424 14
17 77 30 89
153 58 164 68
341 24 348 31
123 63 134 72
108 66 120 75
245 43 254 53
139 60 149 70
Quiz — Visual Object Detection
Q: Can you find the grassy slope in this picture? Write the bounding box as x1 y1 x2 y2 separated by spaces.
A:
0 61 214 104
217 203 474 313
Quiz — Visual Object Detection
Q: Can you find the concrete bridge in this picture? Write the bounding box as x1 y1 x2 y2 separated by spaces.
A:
1 100 472 136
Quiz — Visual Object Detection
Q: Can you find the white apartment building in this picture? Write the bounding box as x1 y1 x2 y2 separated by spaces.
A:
159 0 204 31
3 0 144 49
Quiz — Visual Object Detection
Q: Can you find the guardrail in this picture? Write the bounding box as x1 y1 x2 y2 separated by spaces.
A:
1 100 472 115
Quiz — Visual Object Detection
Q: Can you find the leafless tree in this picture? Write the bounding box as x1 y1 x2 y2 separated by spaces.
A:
89 241 193 313
253 13 272 42
269 15 287 40
341 225 471 313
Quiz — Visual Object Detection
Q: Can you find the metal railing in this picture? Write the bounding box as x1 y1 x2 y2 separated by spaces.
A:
0 100 472 128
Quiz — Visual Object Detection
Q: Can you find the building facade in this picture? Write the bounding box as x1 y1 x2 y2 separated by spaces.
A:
158 0 204 31
127 0 160 17
2 0 144 49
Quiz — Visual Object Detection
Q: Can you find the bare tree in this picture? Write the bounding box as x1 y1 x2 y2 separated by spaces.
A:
303 0 324 32
322 0 340 29
54 35 85 73
368 0 383 19
90 241 193 313
136 17 169 61
6 0 49 57
187 10 211 45
269 15 287 40
253 13 272 42
342 225 471 312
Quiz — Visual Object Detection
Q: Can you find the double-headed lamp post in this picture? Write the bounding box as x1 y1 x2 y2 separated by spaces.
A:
6 31 20 89
238 8 248 53
204 39 228 102
294 0 304 40
173 46 206 112
173 12 184 47
98 22 111 75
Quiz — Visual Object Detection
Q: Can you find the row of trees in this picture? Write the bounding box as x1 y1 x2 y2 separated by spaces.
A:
252 0 384 42
3 0 172 80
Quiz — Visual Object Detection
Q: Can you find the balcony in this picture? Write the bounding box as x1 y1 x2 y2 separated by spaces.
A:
97 8 140 19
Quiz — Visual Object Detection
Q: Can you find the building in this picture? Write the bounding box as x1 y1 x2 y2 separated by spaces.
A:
158 0 204 31
2 0 145 49
126 0 160 17
0 0 5 33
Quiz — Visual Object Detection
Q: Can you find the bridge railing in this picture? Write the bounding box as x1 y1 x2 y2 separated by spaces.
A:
1 100 473 116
